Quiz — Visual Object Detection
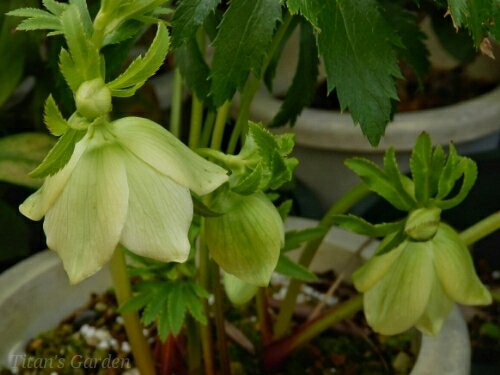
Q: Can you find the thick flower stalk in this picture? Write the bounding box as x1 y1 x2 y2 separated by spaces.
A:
20 118 228 284
353 223 491 335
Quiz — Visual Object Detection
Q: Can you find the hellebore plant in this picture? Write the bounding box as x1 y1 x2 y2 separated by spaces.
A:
2 0 500 374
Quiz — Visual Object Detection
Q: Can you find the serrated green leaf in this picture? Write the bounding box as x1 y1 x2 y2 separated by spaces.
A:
42 0 67 16
317 0 402 146
282 227 328 252
429 145 446 198
16 15 61 31
44 95 69 136
380 0 430 88
286 0 323 29
61 5 101 84
8 8 54 18
168 284 187 336
209 0 282 107
188 280 210 298
384 148 415 208
113 0 168 23
275 133 295 155
275 253 317 280
117 290 153 313
157 304 171 342
69 0 93 37
448 0 469 27
142 283 171 325
264 15 299 93
436 157 478 210
174 36 213 107
192 194 225 217
464 0 496 48
107 23 169 95
410 133 433 203
269 20 319 128
29 128 86 179
184 283 207 324
345 157 412 211
277 199 293 221
0 133 56 189
102 19 144 47
375 225 407 256
59 48 82 92
268 149 293 190
332 214 403 238
232 162 264 195
170 0 220 48
248 122 278 169
436 144 462 200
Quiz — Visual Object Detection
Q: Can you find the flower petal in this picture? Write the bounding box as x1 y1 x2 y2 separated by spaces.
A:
415 272 455 336
119 148 192 263
19 134 90 220
364 241 434 335
110 117 228 195
352 235 405 292
44 141 128 284
432 224 492 305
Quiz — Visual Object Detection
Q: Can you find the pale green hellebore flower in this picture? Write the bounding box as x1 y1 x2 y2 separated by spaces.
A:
353 223 491 336
20 118 228 284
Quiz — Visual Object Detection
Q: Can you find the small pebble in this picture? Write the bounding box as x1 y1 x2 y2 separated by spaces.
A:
73 309 98 329
110 338 119 350
50 372 58 375
11 367 19 374
143 328 149 336
122 369 140 375
492 270 500 279
97 341 110 350
116 315 125 325
121 341 132 353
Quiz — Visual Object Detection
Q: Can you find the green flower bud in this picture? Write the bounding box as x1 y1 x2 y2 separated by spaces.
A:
353 223 491 336
404 206 441 241
224 273 259 305
75 78 112 120
205 190 284 287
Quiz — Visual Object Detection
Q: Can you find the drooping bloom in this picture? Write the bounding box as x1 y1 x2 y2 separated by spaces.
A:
353 223 492 336
20 118 228 284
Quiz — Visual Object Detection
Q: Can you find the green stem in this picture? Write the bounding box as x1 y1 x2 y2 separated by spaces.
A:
212 262 232 375
109 244 156 375
227 12 294 155
200 111 216 148
211 101 231 150
459 211 500 246
189 95 204 149
170 67 183 139
186 316 202 375
273 183 371 339
263 295 363 371
257 287 273 345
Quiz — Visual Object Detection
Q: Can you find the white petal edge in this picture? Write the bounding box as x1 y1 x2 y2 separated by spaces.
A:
364 241 434 335
44 141 128 284
110 117 228 196
432 224 492 305
119 147 191 263
19 133 91 220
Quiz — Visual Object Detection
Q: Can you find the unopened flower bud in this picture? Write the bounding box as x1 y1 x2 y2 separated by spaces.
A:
405 206 441 241
75 78 112 120
224 273 259 305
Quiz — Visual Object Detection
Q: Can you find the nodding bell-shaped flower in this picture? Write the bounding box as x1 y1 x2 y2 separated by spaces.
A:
20 118 228 284
353 223 492 336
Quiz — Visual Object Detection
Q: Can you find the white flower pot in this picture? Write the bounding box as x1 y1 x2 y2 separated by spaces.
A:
0 217 470 374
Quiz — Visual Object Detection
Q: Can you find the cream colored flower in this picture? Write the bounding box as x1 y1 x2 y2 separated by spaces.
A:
353 223 491 336
20 118 228 284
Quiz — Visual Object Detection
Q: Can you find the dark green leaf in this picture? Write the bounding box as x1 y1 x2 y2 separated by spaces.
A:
448 0 468 28
264 15 299 93
277 199 293 221
184 284 207 324
248 122 278 169
381 0 430 87
345 157 412 211
282 227 328 252
174 37 213 107
29 128 86 179
436 144 462 200
269 20 319 128
209 0 282 107
275 254 317 280
117 290 153 313
286 0 323 29
188 280 210 298
15 14 61 31
69 0 93 37
44 95 69 136
142 284 171 325
42 0 67 16
168 284 187 336
170 0 220 48
429 145 446 198
317 0 402 146
157 304 171 342
331 214 403 237
102 19 145 47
